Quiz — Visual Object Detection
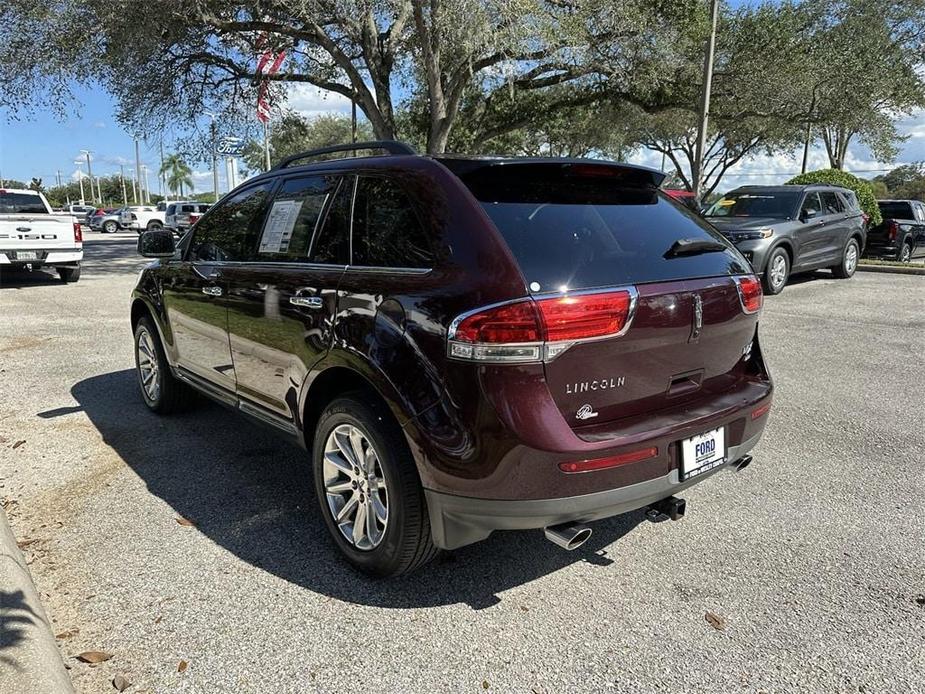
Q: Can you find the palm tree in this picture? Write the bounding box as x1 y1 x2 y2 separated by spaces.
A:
160 154 194 197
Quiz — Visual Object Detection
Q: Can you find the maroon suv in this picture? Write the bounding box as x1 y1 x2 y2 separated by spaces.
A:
132 141 773 576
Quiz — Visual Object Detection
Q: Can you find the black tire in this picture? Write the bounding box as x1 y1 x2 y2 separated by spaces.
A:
312 394 438 577
57 265 81 283
762 247 790 295
147 221 163 230
103 220 118 234
832 238 860 279
133 316 194 414
898 241 912 263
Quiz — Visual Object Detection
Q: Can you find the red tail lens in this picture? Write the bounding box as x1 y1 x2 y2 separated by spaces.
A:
735 276 762 314
452 300 541 343
73 222 82 243
535 290 634 341
559 447 658 473
887 220 898 241
751 400 772 420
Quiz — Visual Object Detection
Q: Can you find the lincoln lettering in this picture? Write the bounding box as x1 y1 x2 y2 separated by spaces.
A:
566 377 626 394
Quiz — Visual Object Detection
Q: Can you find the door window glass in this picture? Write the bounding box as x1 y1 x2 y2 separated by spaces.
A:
352 176 434 268
819 192 843 215
187 183 270 262
256 176 337 261
309 177 352 265
800 193 822 219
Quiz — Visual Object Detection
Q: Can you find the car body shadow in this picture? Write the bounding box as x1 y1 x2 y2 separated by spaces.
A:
0 268 62 288
69 370 643 609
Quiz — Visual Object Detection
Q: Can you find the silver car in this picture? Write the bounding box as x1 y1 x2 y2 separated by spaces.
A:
89 207 124 233
165 201 210 233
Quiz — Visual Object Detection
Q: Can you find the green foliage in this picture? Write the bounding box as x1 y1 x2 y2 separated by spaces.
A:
872 163 925 201
786 169 881 225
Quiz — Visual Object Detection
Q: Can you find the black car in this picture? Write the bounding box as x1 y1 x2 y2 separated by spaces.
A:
705 184 867 294
132 141 772 576
864 200 925 263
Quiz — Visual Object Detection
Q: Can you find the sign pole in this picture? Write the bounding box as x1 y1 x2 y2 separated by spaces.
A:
263 120 271 171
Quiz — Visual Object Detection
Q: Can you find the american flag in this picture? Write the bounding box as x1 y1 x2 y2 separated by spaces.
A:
255 40 286 123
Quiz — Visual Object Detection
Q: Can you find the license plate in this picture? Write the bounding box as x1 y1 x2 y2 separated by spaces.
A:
16 251 37 261
680 427 726 479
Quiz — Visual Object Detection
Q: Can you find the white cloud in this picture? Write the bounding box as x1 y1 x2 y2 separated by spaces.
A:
284 84 352 118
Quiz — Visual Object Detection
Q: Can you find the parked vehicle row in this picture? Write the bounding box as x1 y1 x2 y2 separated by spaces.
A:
0 188 83 282
131 141 772 577
704 184 866 294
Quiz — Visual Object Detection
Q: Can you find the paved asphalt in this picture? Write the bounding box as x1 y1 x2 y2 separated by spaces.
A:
1 233 923 693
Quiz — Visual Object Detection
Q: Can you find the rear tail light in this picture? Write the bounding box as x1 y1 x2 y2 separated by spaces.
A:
887 220 899 242
448 288 637 363
73 222 82 243
189 214 201 225
734 275 762 314
861 212 870 227
559 446 658 473
751 400 772 420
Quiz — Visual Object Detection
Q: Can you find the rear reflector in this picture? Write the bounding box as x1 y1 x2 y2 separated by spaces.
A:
559 446 658 473
448 288 637 363
734 275 762 314
751 401 772 420
887 220 899 242
73 222 82 243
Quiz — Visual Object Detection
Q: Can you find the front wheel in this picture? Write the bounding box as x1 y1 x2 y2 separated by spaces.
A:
312 394 438 577
147 221 163 230
57 265 80 283
134 316 194 414
832 238 860 279
103 220 118 234
762 247 790 295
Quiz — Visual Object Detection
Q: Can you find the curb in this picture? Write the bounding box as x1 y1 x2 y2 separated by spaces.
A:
857 263 925 276
0 508 74 693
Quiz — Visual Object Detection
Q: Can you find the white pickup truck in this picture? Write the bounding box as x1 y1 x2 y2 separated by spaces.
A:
121 203 167 232
0 188 83 282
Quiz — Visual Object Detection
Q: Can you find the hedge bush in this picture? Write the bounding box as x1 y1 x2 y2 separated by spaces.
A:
785 169 881 226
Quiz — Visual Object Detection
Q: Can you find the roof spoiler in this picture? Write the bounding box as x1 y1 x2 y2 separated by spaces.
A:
273 140 416 170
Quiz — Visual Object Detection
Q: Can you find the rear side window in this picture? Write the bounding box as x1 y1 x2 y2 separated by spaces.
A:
461 167 749 291
352 176 434 268
819 191 843 215
188 183 271 262
878 201 914 220
256 175 336 261
0 192 46 214
309 177 351 265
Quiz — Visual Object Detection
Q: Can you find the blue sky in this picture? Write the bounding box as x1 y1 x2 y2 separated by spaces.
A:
3 76 925 196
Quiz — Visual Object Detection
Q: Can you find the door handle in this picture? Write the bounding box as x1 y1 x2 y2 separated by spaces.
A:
290 295 323 309
201 286 223 297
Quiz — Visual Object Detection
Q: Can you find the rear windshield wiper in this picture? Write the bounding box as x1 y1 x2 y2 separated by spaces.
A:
664 238 728 258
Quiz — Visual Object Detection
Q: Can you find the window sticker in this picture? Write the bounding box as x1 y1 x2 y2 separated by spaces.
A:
259 199 304 253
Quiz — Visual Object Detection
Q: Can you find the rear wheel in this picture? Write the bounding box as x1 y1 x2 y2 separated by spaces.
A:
899 241 912 263
134 316 194 414
312 394 438 577
762 247 789 295
57 265 80 283
103 220 118 234
832 238 860 279
147 220 163 230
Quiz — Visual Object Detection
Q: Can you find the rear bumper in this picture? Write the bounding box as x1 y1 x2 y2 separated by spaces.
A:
426 432 761 550
0 250 82 265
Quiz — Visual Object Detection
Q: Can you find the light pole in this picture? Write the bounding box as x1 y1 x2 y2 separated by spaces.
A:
204 112 220 202
119 165 128 205
80 150 95 204
141 165 151 203
134 137 143 204
75 161 86 205
692 0 720 201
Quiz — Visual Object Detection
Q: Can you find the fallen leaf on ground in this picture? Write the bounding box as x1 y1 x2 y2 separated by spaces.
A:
154 616 162 624
175 517 195 527
76 651 112 664
482 681 489 689
915 595 925 606
55 628 80 639
12 440 25 449
177 660 188 673
16 538 39 549
112 673 131 691
705 611 726 630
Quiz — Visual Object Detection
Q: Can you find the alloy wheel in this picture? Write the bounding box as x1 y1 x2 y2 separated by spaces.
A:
769 253 787 289
322 424 389 551
900 245 912 263
845 244 858 274
136 328 161 402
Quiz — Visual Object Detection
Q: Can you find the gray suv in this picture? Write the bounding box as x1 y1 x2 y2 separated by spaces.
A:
705 185 867 294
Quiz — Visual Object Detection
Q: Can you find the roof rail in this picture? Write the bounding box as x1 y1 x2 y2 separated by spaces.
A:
272 140 417 170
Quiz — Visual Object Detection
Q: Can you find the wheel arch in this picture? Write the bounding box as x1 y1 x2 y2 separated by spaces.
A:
130 295 175 367
764 240 793 272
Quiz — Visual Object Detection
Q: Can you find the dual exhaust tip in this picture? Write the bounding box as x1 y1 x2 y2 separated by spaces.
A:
544 522 593 551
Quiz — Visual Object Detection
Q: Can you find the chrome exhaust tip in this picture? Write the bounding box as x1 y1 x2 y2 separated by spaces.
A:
544 522 593 550
733 455 753 472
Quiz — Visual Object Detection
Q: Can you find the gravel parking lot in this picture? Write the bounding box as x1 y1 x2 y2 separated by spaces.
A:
1 234 923 693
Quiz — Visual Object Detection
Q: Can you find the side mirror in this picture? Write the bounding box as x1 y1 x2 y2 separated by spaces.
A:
138 229 177 258
801 208 818 222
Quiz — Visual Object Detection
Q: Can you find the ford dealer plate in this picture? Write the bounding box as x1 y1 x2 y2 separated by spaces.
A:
680 427 725 479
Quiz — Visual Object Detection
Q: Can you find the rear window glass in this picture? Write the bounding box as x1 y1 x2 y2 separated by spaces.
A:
461 168 749 291
0 192 46 214
878 201 914 220
705 191 799 219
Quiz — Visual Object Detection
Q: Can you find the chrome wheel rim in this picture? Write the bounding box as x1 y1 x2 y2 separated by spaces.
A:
900 245 911 262
322 424 388 551
136 328 160 402
845 244 858 273
770 254 787 288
